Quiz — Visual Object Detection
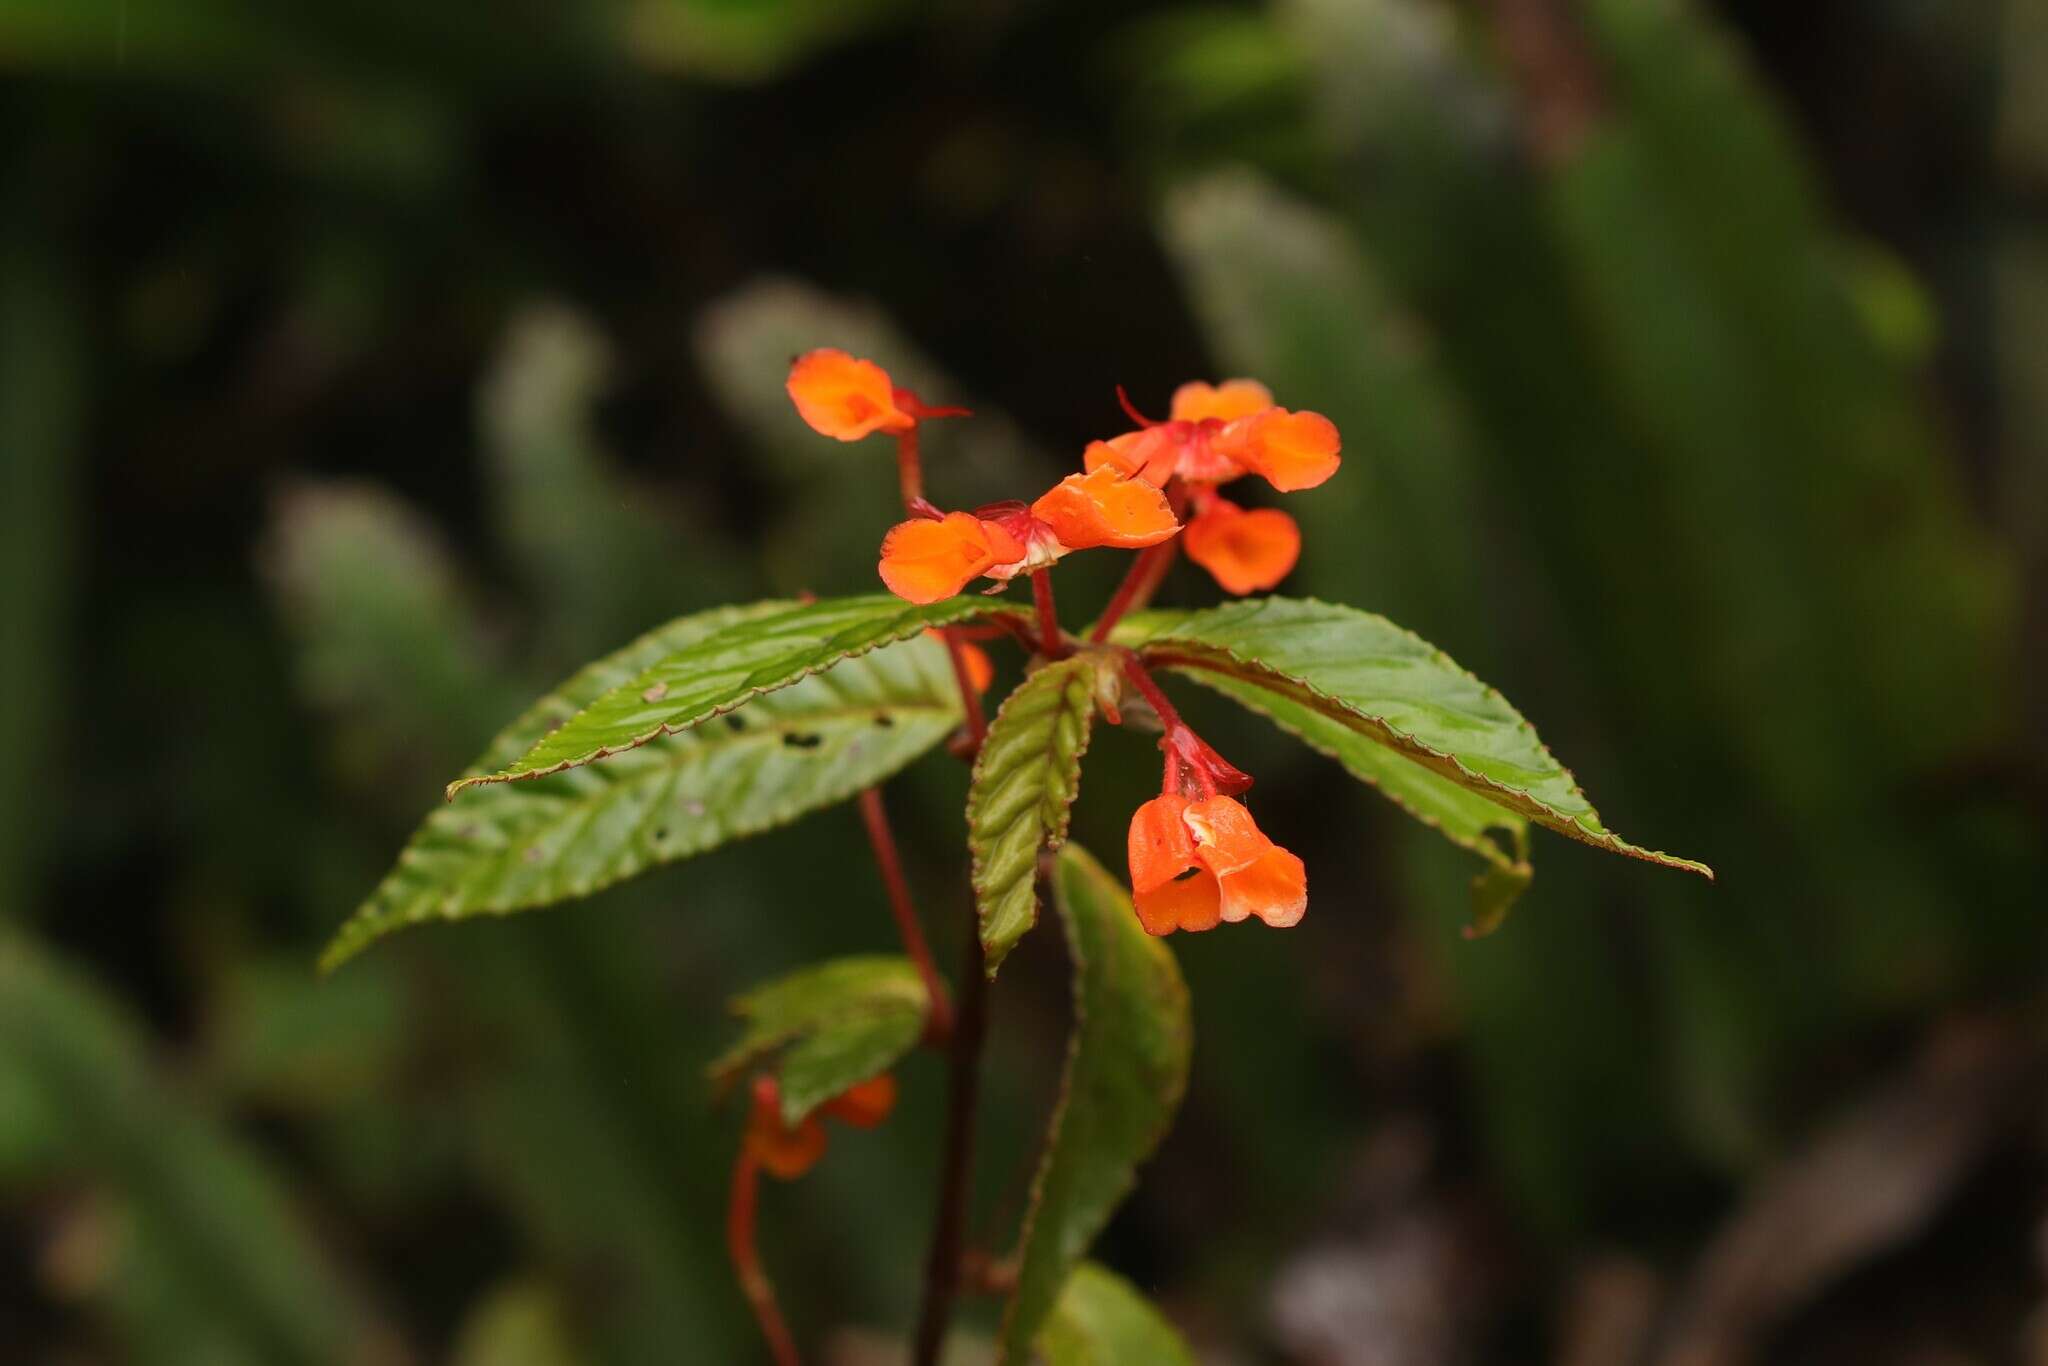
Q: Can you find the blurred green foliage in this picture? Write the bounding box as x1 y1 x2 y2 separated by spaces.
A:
1 0 2040 1360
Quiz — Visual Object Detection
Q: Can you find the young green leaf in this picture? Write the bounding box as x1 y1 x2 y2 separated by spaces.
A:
968 654 1105 975
1111 598 1711 879
1180 671 1534 936
997 844 1192 1364
1037 1263 1195 1366
322 606 963 970
708 956 929 1125
449 594 1015 795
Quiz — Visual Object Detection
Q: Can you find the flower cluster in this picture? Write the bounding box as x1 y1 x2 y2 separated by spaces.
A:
787 349 1334 936
741 1073 898 1181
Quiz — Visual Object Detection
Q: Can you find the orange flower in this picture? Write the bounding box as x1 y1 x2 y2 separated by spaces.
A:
877 472 1178 604
1211 408 1342 493
878 512 1025 604
1029 467 1182 551
743 1074 899 1181
1182 497 1301 595
1083 380 1341 494
1127 793 1306 936
787 349 916 441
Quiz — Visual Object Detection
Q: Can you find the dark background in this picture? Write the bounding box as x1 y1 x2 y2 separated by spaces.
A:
3 0 2045 1362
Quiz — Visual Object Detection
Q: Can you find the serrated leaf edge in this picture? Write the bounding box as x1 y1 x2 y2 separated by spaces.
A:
448 598 1022 796
1126 597 1712 879
320 696 958 972
996 845 1191 1364
967 656 1103 978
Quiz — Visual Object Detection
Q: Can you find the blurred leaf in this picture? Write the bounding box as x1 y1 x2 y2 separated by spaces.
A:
708 955 928 1124
451 1278 589 1366
997 844 1191 1364
1184 671 1532 934
205 954 406 1107
621 0 910 83
481 303 744 662
970 654 1106 975
261 480 510 774
1113 599 1709 878
1037 1262 1195 1366
325 607 964 968
451 595 1012 794
1159 169 1497 652
0 931 389 1365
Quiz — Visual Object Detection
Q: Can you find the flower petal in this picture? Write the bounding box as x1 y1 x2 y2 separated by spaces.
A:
746 1082 830 1179
787 348 914 441
1182 795 1274 878
1218 845 1307 928
1215 408 1341 491
878 512 1022 603
1127 793 1197 895
820 1074 898 1130
1134 869 1223 935
1030 468 1181 551
1182 499 1301 595
1083 429 1179 487
1169 379 1274 424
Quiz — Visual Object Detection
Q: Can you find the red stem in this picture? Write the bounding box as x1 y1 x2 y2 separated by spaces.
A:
1089 540 1178 643
893 426 924 507
858 787 954 1044
728 1150 801 1366
1121 653 1187 734
912 920 990 1366
940 630 989 752
1030 570 1063 657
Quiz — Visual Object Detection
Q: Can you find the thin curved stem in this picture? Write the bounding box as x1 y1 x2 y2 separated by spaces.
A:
1030 569 1063 657
912 922 989 1366
1090 540 1179 643
857 787 954 1043
728 1150 801 1366
893 426 924 507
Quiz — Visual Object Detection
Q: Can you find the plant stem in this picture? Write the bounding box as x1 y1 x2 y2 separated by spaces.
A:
894 426 924 507
911 919 989 1366
727 1150 801 1366
940 630 989 752
1089 540 1179 643
857 787 954 1043
1030 569 1063 657
1121 653 1187 733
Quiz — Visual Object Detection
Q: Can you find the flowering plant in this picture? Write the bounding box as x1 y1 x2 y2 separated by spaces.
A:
327 348 1707 1362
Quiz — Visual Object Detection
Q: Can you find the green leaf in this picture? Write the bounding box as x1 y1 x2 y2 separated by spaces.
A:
708 955 929 1124
998 844 1191 1364
1111 598 1710 880
1037 1263 1195 1366
322 604 964 970
968 654 1106 975
1179 670 1534 936
0 932 385 1365
450 594 1009 795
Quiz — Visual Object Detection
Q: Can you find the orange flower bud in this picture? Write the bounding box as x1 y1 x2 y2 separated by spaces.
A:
1030 468 1181 551
745 1078 829 1180
820 1074 898 1129
1182 498 1300 595
1126 794 1305 935
787 348 915 441
878 512 1025 604
1214 407 1341 492
1169 378 1274 424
